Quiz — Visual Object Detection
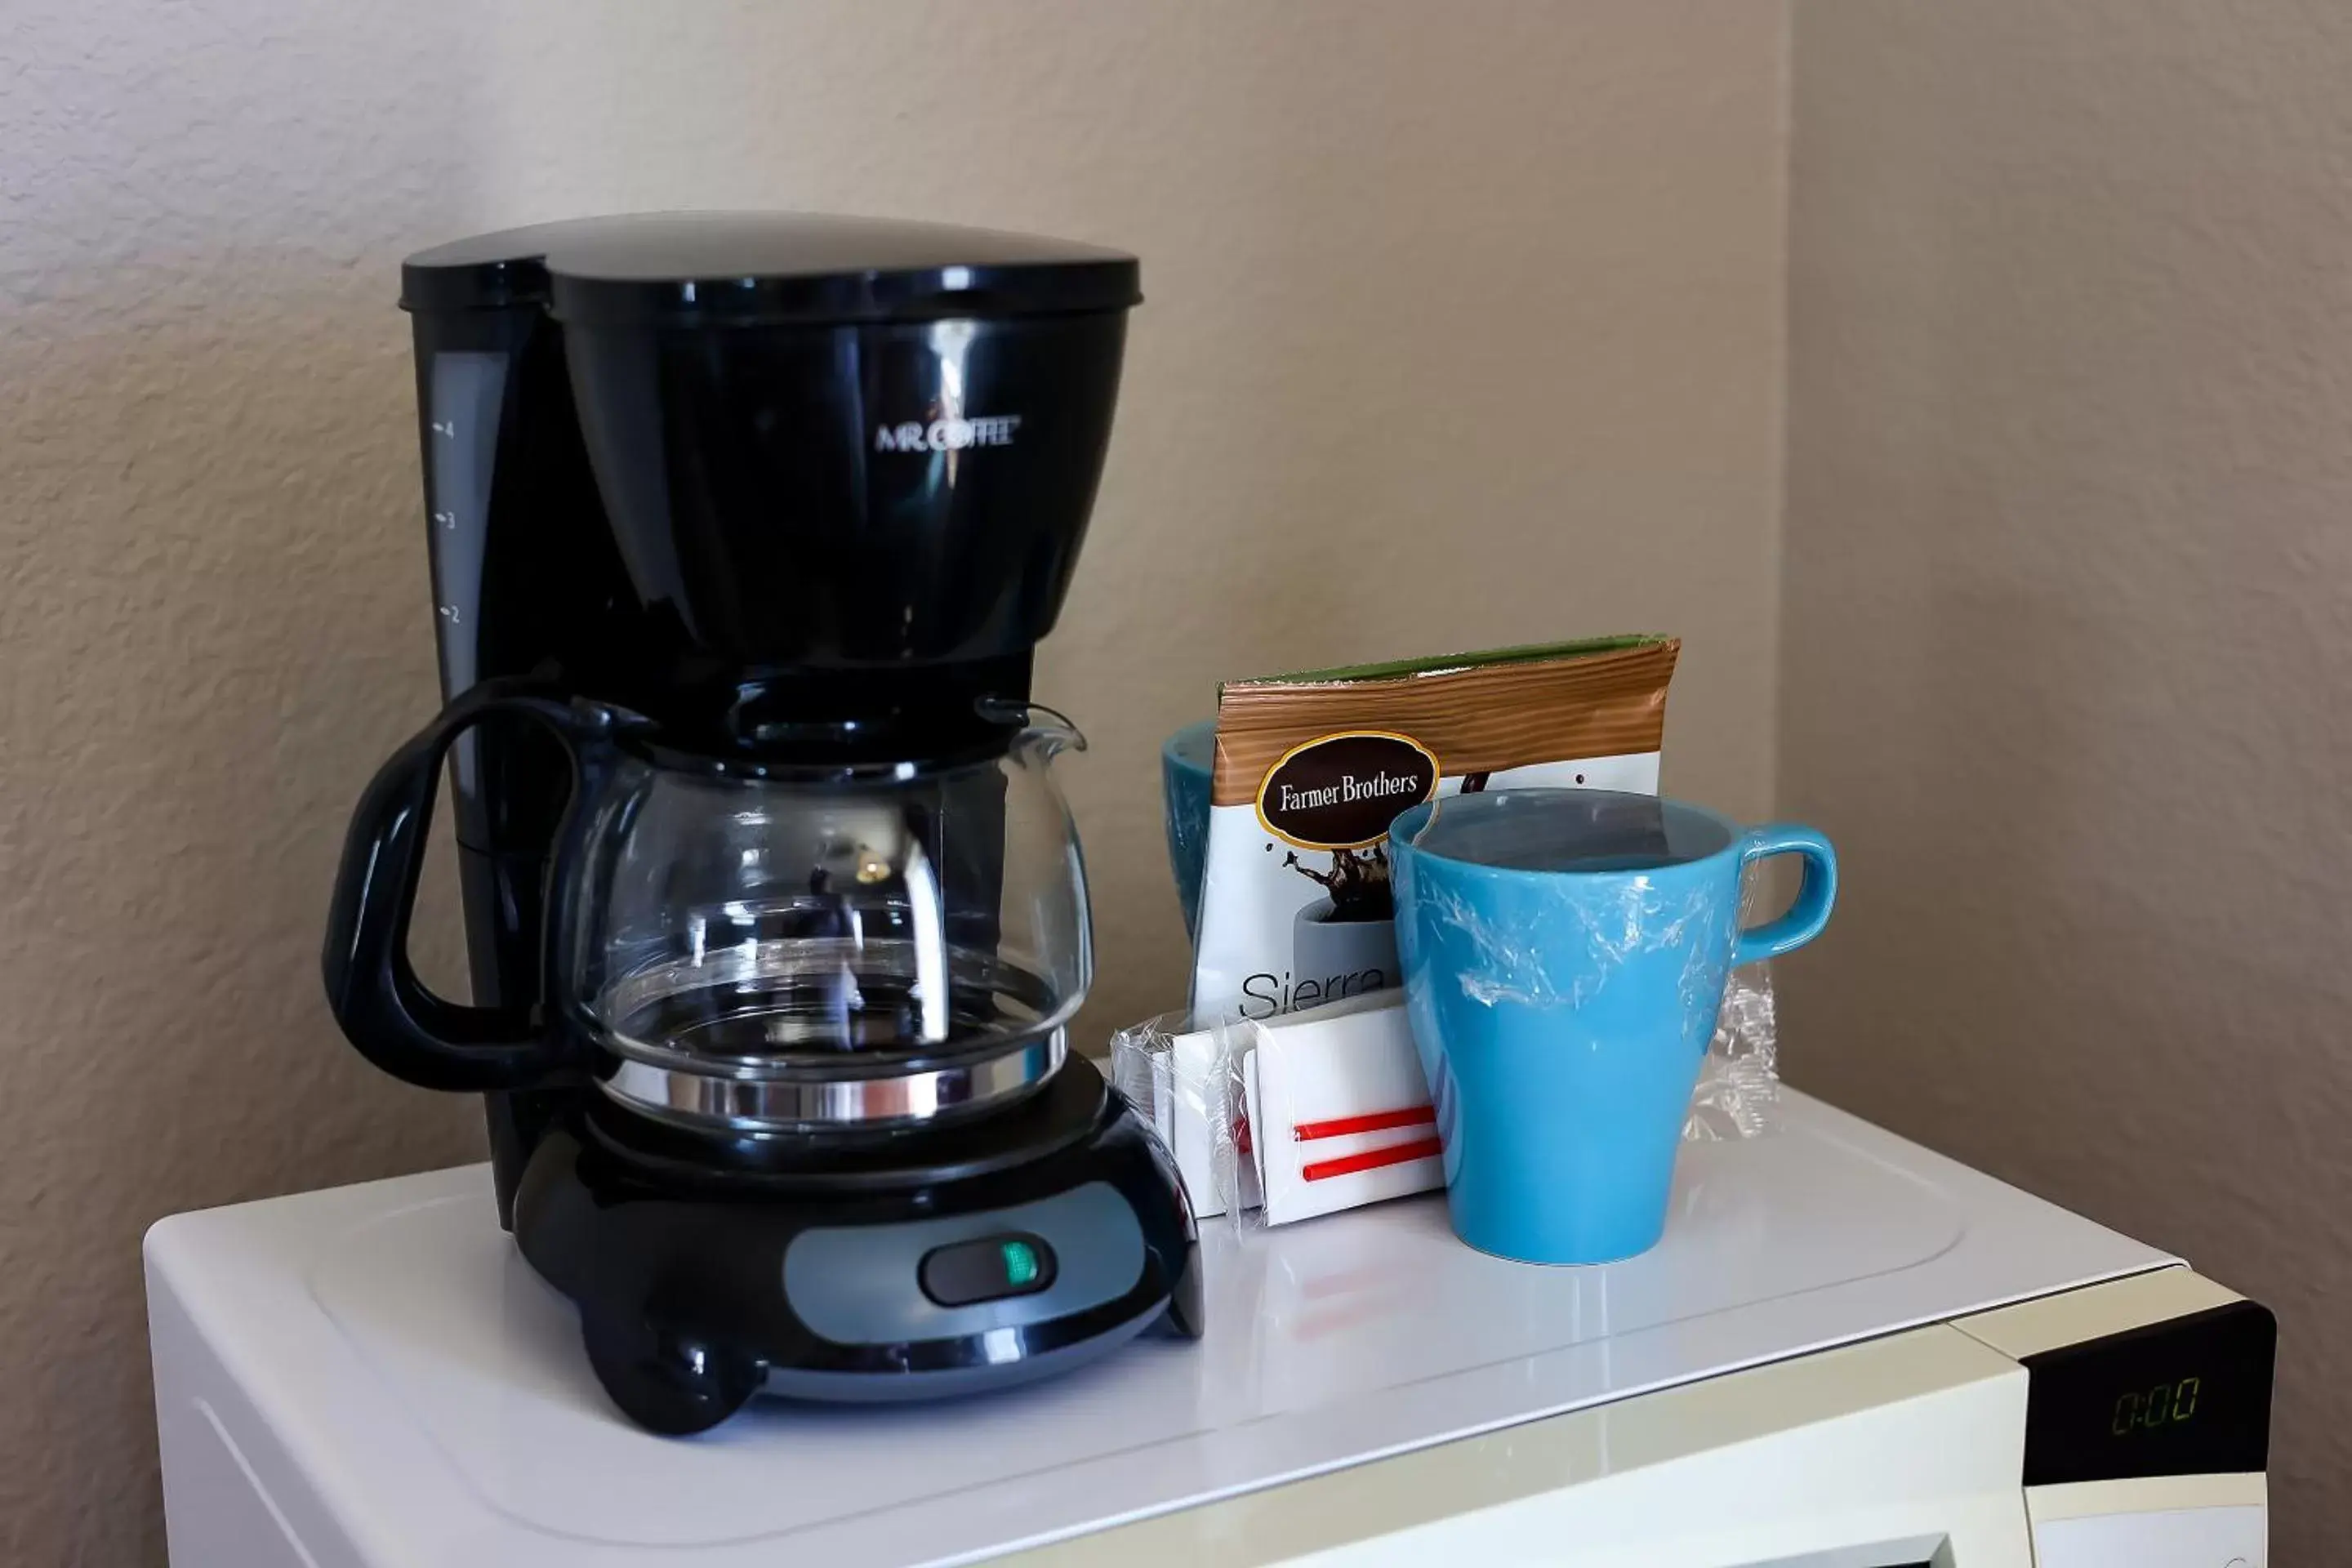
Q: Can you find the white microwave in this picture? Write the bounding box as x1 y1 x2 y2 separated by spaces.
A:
1000 1266 2270 1567
148 1091 2270 1567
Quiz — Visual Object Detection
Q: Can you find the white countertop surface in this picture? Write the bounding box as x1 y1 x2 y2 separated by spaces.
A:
145 1089 2174 1567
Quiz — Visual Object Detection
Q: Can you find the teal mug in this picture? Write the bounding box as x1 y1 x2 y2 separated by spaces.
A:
1389 788 1837 1265
1161 719 1216 942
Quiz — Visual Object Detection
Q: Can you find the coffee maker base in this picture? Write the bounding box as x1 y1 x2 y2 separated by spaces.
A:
509 1058 1203 1434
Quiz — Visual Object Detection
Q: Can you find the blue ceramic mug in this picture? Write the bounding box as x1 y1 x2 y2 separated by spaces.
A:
1388 788 1837 1265
1161 719 1216 942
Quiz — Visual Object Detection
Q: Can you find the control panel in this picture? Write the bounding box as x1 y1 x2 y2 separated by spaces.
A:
781 1180 1143 1346
2033 1502 2264 1567
1959 1269 2274 1568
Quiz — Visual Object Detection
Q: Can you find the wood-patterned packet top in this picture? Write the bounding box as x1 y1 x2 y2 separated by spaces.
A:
1190 636 1681 1022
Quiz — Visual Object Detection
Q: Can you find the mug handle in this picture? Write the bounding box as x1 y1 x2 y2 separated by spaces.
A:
1731 825 1839 966
320 679 616 1092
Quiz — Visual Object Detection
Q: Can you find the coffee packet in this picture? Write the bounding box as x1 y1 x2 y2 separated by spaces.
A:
1189 636 1682 1021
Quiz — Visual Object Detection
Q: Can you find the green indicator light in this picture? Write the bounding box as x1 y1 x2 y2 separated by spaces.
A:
1000 1241 1040 1287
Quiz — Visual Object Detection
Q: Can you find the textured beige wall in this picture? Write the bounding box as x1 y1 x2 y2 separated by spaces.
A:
0 3 1788 1560
1782 2 2352 1557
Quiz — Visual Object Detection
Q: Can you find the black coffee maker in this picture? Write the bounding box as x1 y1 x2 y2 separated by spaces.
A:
322 213 1200 1434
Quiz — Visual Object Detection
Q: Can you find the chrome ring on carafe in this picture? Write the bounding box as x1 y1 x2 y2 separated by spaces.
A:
599 1031 1067 1135
584 937 1077 1134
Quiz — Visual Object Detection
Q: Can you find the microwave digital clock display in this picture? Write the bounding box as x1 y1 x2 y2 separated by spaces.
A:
2020 1298 2274 1486
2112 1374 2201 1436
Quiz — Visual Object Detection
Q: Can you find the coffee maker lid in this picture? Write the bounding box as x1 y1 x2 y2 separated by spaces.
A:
401 211 1139 325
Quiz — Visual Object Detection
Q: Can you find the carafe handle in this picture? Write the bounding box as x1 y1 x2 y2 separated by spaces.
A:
321 679 612 1092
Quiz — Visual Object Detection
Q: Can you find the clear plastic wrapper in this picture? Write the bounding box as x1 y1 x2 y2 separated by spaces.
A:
1686 854 1789 1141
1104 1011 1170 1119
1686 964 1779 1141
1107 1008 1263 1221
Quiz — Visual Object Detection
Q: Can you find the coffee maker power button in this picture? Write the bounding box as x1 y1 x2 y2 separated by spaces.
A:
919 1233 1059 1307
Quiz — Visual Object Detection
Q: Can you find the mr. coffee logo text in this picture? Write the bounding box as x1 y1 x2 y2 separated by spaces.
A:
872 415 1022 453
1255 731 1440 851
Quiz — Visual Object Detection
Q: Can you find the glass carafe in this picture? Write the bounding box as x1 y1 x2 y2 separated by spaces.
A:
323 683 1091 1134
